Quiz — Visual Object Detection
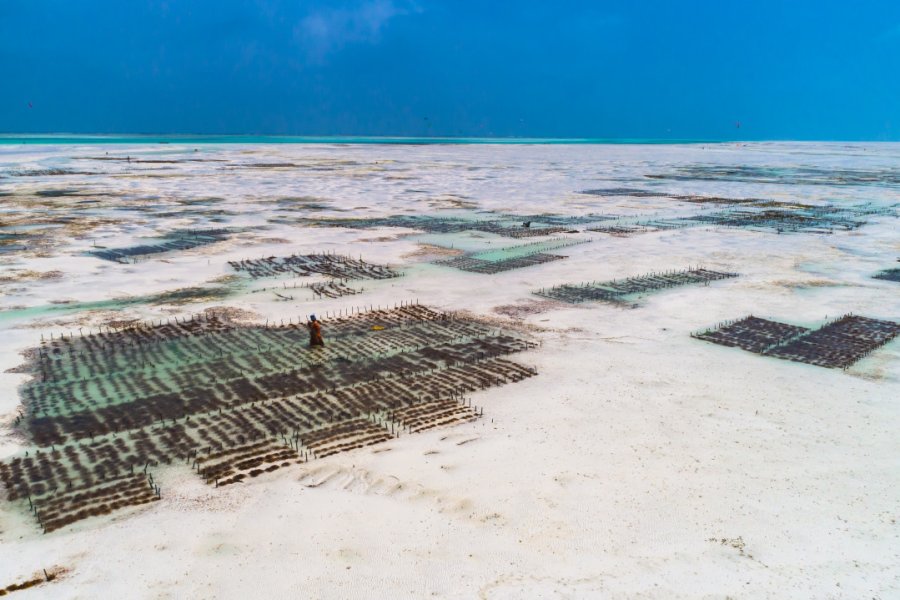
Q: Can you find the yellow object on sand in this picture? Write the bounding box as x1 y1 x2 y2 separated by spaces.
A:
371 325 385 331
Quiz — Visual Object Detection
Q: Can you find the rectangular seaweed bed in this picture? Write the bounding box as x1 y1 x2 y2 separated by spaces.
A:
692 316 809 353
696 314 900 369
1 305 537 532
536 268 738 304
764 315 900 369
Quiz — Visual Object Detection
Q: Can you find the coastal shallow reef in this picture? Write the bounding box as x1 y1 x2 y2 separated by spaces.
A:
0 142 898 598
694 315 900 369
0 305 536 532
435 237 589 274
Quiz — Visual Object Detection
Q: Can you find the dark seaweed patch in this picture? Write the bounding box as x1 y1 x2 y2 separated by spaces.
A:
35 189 84 197
88 229 231 263
873 268 900 283
647 165 900 187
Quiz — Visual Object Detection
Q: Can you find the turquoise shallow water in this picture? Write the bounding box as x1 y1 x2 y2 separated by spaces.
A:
0 134 713 145
0 283 240 325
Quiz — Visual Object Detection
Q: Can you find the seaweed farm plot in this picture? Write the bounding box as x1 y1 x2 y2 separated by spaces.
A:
0 305 538 532
296 418 394 459
387 398 481 434
309 281 362 299
587 203 895 237
692 316 809 353
646 165 900 187
765 315 900 368
587 218 698 237
688 203 893 234
694 315 900 369
228 253 401 280
873 268 900 283
310 214 603 238
253 279 362 301
88 229 231 263
534 268 738 304
196 440 299 486
579 188 762 205
436 237 589 274
504 213 614 228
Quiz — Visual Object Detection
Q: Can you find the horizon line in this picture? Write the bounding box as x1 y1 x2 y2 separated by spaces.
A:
1 134 898 145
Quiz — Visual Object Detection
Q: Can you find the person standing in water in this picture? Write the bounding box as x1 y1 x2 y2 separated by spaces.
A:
307 314 324 348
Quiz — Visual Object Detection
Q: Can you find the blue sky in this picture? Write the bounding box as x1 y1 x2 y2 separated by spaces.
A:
1 0 899 139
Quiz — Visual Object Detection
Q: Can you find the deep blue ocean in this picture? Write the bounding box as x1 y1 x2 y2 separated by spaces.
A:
0 134 711 145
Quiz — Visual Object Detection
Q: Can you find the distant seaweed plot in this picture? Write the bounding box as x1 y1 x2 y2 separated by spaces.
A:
587 219 696 236
874 268 900 283
509 213 611 226
646 165 900 187
8 167 99 177
0 232 29 255
77 155 228 164
688 203 890 233
436 237 589 274
580 187 673 198
309 281 362 299
249 279 363 301
534 268 738 304
308 214 608 238
579 188 762 204
1 306 537 533
694 314 900 369
588 203 892 236
88 229 231 263
228 252 401 280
